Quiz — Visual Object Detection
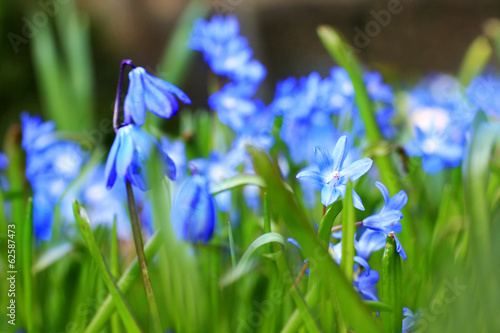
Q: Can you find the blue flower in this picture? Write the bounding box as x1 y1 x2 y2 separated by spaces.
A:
402 307 422 332
405 74 477 173
362 182 407 260
161 137 187 183
190 152 238 212
208 83 261 131
124 67 191 126
355 229 386 261
189 15 266 85
21 112 56 152
170 175 216 243
0 152 9 171
105 124 176 191
296 136 373 209
353 257 380 301
467 76 500 119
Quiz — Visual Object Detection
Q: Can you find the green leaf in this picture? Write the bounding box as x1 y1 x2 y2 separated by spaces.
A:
85 230 164 333
463 112 500 263
73 201 142 333
318 201 343 245
251 149 381 332
33 243 73 274
364 301 393 313
380 235 402 332
458 35 492 86
220 232 286 287
23 198 34 333
341 181 355 284
210 174 293 195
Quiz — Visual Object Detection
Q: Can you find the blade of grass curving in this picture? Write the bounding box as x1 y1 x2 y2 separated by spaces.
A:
23 198 34 333
85 230 163 333
220 232 286 287
364 301 393 313
73 201 142 333
210 174 293 195
251 149 381 332
458 35 492 87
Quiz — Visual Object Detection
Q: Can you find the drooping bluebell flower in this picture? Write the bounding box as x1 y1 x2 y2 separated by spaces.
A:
402 307 422 333
467 75 500 119
123 67 191 126
362 182 407 260
170 174 216 243
189 15 266 85
190 152 238 212
105 124 176 191
296 136 373 210
405 74 477 173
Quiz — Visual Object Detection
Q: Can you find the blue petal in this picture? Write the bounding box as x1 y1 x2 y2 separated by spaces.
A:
352 189 365 211
124 68 146 125
296 169 325 186
144 81 178 119
314 145 333 175
321 185 340 206
404 140 423 157
332 135 349 171
393 234 407 261
115 130 134 179
422 155 445 174
104 134 121 189
144 72 191 105
339 158 373 183
386 190 408 212
375 181 390 205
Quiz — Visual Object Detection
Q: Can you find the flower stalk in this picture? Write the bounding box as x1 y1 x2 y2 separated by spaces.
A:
125 181 162 333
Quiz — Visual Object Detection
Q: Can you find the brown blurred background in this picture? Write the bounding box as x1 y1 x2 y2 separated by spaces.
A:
1 0 500 135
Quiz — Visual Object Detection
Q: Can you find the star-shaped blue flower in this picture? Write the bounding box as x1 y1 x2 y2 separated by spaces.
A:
105 124 176 191
124 67 191 126
362 181 408 260
296 135 373 210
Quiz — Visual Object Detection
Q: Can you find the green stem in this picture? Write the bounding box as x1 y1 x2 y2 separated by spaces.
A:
23 198 33 333
125 181 162 333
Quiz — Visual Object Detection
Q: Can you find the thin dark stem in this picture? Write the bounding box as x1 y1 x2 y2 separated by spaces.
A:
113 59 135 132
125 181 162 333
331 221 363 232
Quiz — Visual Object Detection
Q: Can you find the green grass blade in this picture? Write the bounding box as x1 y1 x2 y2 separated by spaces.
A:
317 26 399 193
23 198 34 333
110 219 121 333
73 201 142 333
364 301 393 313
85 231 164 333
458 35 492 86
220 232 286 287
340 182 355 284
251 149 381 332
318 201 343 245
210 174 293 195
380 234 402 332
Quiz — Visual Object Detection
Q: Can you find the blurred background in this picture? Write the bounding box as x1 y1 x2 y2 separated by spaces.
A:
2 0 500 136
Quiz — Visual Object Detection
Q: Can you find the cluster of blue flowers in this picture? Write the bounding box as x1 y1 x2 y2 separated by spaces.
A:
404 74 478 174
21 112 87 240
271 68 395 164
